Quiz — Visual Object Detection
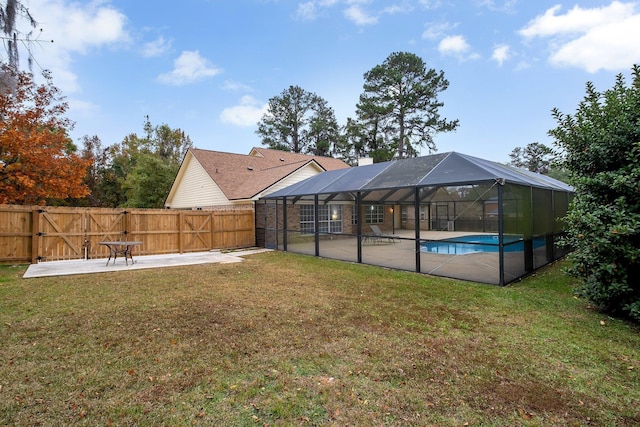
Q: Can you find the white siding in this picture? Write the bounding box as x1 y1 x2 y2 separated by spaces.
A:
166 156 231 208
257 163 322 198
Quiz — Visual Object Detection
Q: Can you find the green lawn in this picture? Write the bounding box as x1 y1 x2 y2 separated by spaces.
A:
1 252 638 426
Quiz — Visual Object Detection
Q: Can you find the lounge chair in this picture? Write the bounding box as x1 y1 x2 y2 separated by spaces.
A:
367 225 397 244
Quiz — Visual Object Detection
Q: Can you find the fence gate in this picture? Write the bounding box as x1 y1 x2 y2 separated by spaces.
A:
37 208 86 262
181 212 213 253
84 210 128 259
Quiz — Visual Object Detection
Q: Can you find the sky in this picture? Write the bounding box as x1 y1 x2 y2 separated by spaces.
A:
14 0 640 163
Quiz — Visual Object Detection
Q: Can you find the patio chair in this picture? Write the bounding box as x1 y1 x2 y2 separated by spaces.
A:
369 225 397 244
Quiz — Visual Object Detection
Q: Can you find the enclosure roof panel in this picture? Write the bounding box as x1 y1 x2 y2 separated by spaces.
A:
262 151 573 199
366 153 449 188
318 161 391 193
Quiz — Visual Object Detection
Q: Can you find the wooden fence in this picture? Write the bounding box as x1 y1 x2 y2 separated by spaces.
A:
0 205 255 264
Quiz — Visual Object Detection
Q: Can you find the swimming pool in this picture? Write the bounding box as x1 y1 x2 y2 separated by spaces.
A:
421 234 533 255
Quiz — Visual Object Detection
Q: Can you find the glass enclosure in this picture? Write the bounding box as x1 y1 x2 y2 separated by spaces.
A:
255 152 573 285
256 182 572 285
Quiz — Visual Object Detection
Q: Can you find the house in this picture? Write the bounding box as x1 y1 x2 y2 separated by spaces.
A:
164 147 350 210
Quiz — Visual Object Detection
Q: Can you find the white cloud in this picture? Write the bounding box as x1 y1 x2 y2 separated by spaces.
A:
344 5 378 25
383 3 414 15
67 98 100 116
142 36 172 58
294 1 318 20
157 51 223 85
492 44 510 66
422 21 457 40
476 0 518 13
220 96 268 127
419 0 443 9
439 35 468 54
519 1 640 72
294 1 404 26
24 0 130 93
438 35 480 60
223 80 254 92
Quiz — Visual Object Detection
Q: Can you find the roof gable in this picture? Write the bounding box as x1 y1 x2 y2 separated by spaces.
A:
165 150 231 208
189 147 349 200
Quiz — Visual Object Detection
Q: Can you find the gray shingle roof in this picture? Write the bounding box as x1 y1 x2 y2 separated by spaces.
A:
263 151 573 199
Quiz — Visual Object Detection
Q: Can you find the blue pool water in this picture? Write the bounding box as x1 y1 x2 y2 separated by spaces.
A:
421 234 539 255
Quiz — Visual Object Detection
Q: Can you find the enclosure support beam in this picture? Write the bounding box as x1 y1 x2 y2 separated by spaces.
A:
274 200 279 250
377 189 397 203
323 194 338 204
356 192 362 264
314 194 320 257
482 201 486 233
498 182 505 286
414 187 421 273
418 187 438 203
397 191 414 204
282 197 288 252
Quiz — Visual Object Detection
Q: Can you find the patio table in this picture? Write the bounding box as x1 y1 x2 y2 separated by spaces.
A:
98 241 143 266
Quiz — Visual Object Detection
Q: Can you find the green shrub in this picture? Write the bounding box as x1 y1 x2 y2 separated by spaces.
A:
550 65 640 322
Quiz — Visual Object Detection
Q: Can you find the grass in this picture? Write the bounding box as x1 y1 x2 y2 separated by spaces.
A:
1 252 639 426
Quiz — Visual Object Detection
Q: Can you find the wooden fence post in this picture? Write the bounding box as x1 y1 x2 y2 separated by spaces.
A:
210 212 215 251
31 209 40 264
178 211 184 254
123 210 131 239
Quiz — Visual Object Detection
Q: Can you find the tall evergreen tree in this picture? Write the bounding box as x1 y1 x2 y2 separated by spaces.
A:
353 52 459 160
508 142 554 174
256 85 339 155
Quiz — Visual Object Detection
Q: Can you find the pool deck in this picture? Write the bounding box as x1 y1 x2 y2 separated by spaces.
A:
283 230 540 285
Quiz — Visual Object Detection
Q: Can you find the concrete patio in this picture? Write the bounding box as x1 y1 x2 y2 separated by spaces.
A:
23 248 271 278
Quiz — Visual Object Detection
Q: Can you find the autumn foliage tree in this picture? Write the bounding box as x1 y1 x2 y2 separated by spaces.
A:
0 67 91 204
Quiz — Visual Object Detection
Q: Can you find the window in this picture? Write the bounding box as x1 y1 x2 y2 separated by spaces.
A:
328 205 342 233
300 205 315 233
299 204 343 233
365 205 384 224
